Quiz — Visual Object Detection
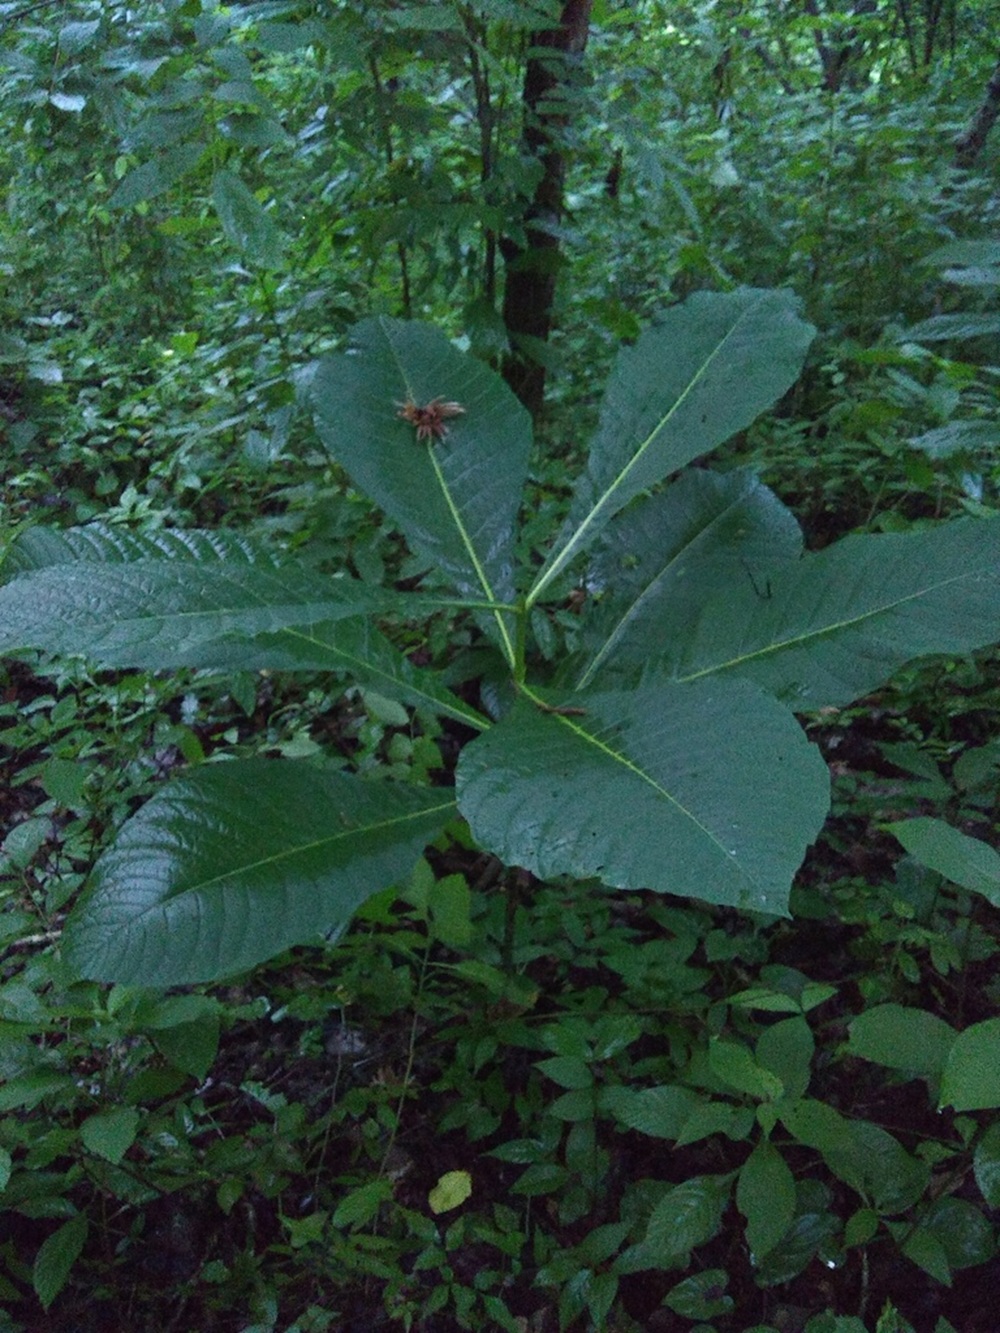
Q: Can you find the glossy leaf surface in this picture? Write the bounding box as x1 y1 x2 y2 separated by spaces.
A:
456 677 829 915
62 761 455 985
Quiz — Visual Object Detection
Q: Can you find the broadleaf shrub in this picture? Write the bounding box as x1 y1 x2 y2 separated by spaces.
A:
2 288 1000 984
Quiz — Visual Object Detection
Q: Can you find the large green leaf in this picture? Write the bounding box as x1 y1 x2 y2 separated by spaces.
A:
613 519 1000 708
0 559 384 668
0 525 490 724
576 469 802 688
529 289 814 602
310 318 532 664
62 761 455 986
455 678 829 915
193 619 488 730
1 522 265 578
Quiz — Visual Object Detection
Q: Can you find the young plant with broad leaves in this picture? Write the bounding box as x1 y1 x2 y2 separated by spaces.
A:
2 288 1000 987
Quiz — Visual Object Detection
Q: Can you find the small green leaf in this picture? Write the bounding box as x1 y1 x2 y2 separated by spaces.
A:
575 1222 630 1267
831 1121 930 1213
109 142 204 208
848 1004 956 1077
676 1101 755 1147
332 1179 392 1227
590 1013 644 1059
428 873 472 949
0 1072 75 1112
799 982 838 1012
887 818 1000 907
737 1142 795 1258
428 1170 472 1214
973 1123 1000 1206
536 1056 593 1090
39 757 90 808
80 1108 140 1165
511 1163 569 1196
897 1224 952 1285
600 1084 702 1139
756 1017 814 1102
0 1146 12 1190
922 1197 995 1270
844 1208 879 1247
729 986 803 1013
664 1268 734 1319
709 1038 784 1100
152 1014 220 1080
940 1018 1000 1111
212 168 286 268
549 1088 598 1120
33 1215 88 1310
361 689 409 727
780 1099 854 1156
143 995 220 1030
641 1174 731 1268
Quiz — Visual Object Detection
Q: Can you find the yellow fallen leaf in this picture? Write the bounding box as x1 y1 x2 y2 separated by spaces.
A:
428 1169 472 1214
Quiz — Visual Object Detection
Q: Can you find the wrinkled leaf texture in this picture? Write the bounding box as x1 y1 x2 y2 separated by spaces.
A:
0 550 381 669
64 760 456 985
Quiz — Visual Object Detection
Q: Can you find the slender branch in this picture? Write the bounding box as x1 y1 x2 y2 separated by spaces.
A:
367 52 411 316
0 0 65 26
461 6 499 305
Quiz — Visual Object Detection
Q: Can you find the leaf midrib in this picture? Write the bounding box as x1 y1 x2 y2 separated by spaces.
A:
524 688 758 884
578 487 761 688
677 562 985 683
384 321 516 667
131 797 458 911
530 294 764 604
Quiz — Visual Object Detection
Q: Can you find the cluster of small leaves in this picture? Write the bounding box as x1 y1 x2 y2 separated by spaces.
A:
1 835 996 1328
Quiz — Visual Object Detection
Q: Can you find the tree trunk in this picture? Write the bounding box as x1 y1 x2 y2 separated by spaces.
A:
803 0 877 91
955 56 1000 169
501 0 592 416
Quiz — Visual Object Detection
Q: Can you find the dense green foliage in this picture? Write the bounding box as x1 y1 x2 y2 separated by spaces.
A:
3 1 1000 1330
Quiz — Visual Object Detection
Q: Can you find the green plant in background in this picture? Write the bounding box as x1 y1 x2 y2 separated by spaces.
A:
1 285 999 992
